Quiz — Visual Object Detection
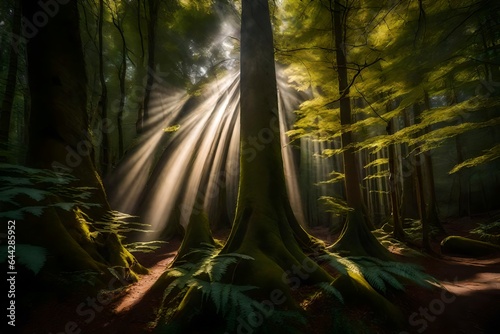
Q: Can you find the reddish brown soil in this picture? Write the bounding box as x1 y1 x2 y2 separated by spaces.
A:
20 219 500 334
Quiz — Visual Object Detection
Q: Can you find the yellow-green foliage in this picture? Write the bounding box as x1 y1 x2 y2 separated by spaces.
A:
275 0 499 179
319 196 353 216
450 143 500 174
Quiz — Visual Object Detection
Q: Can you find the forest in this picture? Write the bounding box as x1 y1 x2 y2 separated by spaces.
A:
1 0 500 333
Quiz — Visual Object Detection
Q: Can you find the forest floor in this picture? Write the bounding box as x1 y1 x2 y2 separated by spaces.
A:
21 215 500 334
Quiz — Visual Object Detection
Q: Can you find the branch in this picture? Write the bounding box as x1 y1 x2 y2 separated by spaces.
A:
274 46 338 53
322 57 383 107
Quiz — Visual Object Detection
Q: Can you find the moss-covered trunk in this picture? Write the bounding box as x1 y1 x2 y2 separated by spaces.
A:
223 0 318 256
21 0 145 293
218 0 330 287
161 1 334 331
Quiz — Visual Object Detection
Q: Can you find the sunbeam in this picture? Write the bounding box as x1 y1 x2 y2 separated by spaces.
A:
106 67 312 241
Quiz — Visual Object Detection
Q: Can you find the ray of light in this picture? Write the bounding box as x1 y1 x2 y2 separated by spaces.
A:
108 67 321 240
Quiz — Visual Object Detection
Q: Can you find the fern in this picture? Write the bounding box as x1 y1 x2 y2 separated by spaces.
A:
318 252 438 294
194 280 258 323
471 219 500 244
317 282 344 303
0 163 100 219
0 244 47 274
84 210 153 235
163 244 251 298
124 240 168 253
162 245 302 331
195 252 255 282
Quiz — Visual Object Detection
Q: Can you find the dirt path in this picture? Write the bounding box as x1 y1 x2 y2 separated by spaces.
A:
113 249 177 314
408 255 500 334
84 240 182 334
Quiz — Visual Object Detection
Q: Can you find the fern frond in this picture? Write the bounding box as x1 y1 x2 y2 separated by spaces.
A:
163 267 197 299
470 220 500 244
320 253 438 294
124 240 168 253
0 244 47 274
317 282 344 303
86 210 153 235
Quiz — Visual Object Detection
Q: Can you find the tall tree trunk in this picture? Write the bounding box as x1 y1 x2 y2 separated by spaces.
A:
21 0 145 292
412 103 433 253
223 0 323 256
387 120 405 240
455 115 470 217
167 1 333 329
401 108 420 219
422 91 444 233
98 0 110 174
138 0 159 134
329 0 390 258
112 17 127 159
0 0 21 146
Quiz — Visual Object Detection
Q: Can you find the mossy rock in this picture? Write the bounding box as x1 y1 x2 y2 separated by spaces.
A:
440 236 500 257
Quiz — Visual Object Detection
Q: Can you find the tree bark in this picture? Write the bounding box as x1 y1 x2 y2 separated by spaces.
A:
0 0 21 146
328 0 391 258
98 0 110 174
412 103 433 253
112 15 127 159
138 0 159 134
222 0 324 255
21 0 145 291
387 120 405 240
422 91 444 233
401 108 420 219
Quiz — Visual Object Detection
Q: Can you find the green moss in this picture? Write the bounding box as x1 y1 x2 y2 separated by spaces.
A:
440 235 500 257
172 211 217 265
330 210 394 259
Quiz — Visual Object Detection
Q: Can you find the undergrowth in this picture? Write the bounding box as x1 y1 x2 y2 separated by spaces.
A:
157 243 306 333
0 163 162 285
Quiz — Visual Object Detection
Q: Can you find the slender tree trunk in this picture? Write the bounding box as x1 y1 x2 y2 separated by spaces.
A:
412 103 432 253
112 17 127 159
98 0 110 174
387 120 405 240
422 92 444 232
134 0 147 134
401 108 419 219
23 87 30 147
139 0 159 134
329 0 390 258
454 114 471 217
137 0 146 61
0 0 21 146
